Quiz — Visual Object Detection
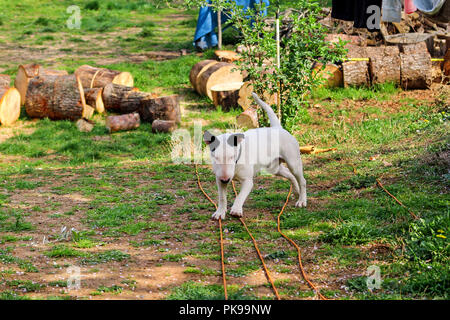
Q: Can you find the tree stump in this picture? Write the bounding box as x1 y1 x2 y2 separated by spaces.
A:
343 45 370 87
0 87 21 126
0 75 11 87
84 88 105 114
102 83 157 114
400 45 432 89
74 65 134 89
15 64 68 105
189 60 218 94
76 119 94 133
236 107 258 129
139 95 180 124
366 46 401 85
152 120 177 133
25 74 85 121
210 82 244 111
106 112 141 133
197 62 244 100
237 81 277 111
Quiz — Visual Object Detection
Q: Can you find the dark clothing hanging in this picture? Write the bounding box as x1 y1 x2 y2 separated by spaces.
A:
331 0 382 31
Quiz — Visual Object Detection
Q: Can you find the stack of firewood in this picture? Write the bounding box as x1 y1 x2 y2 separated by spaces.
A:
0 63 180 133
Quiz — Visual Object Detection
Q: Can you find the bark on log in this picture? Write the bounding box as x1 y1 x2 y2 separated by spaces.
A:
211 82 244 111
366 46 401 85
14 64 68 105
444 48 450 77
197 62 244 100
313 63 343 88
74 65 134 89
237 81 277 111
139 95 180 124
84 88 105 114
236 107 258 129
400 46 432 89
25 74 85 120
152 120 177 133
189 60 218 94
343 61 370 87
102 83 157 114
344 45 370 87
0 86 21 126
0 75 11 87
106 112 141 133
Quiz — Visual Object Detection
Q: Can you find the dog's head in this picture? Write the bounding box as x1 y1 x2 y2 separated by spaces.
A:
204 130 244 184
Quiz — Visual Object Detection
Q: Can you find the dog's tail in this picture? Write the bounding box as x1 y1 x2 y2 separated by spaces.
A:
251 92 281 128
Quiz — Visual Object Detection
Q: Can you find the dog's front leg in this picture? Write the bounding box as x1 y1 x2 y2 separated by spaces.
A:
230 179 254 217
212 177 228 220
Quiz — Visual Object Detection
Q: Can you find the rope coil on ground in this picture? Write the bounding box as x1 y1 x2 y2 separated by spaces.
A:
195 164 327 300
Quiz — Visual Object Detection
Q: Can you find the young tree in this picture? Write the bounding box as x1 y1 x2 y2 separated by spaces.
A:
186 0 347 131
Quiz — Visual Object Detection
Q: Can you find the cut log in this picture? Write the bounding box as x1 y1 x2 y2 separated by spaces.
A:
84 88 105 114
102 83 157 114
344 45 370 87
400 46 432 89
152 120 177 133
432 60 443 83
384 33 433 52
14 64 68 105
214 50 241 63
444 48 450 77
189 60 218 94
74 65 134 89
25 74 85 121
210 82 244 111
236 107 258 129
0 75 11 87
399 41 428 54
237 81 277 111
0 87 21 126
106 112 141 133
139 95 180 124
197 62 244 100
313 63 343 88
366 46 401 85
325 34 366 47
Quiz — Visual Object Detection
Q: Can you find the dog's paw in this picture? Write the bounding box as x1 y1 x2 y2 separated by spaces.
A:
295 199 307 208
212 210 226 220
230 206 243 217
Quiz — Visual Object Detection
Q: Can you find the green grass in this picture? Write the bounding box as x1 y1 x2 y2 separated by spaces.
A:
0 0 447 301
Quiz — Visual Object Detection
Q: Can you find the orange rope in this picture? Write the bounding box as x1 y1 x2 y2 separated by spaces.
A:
195 164 228 300
350 163 419 220
375 178 419 220
276 185 328 300
231 181 281 300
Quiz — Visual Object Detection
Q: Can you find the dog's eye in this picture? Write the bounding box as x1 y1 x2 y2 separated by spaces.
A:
211 148 215 152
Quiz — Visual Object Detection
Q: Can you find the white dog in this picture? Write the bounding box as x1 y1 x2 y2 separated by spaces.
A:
204 92 307 220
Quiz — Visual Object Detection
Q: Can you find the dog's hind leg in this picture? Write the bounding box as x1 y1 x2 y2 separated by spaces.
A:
275 165 300 197
285 157 307 208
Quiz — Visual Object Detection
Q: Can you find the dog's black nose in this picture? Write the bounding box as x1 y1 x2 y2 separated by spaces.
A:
220 178 230 184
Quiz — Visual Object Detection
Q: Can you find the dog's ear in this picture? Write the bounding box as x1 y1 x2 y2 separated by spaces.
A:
204 131 220 151
203 130 215 145
227 133 244 147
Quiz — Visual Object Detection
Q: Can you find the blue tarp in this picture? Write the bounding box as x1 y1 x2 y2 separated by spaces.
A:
194 0 270 50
